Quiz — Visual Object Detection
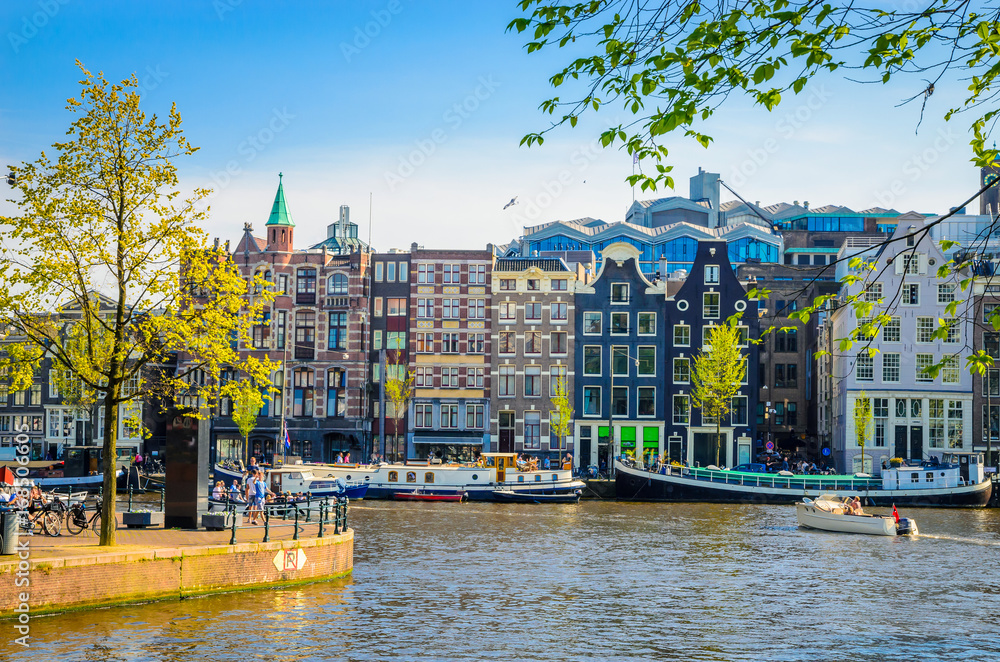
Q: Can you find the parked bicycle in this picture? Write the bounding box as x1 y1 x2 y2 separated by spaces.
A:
65 499 119 536
20 503 62 536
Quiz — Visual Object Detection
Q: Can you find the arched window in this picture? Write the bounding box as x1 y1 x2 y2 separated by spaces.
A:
388 471 398 482
425 472 434 483
328 273 349 295
292 368 314 417
406 472 416 483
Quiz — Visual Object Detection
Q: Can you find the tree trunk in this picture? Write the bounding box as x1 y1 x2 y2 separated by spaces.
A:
715 419 721 467
100 388 120 546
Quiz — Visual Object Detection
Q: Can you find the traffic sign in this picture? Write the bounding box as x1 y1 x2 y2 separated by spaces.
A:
821 447 831 457
765 441 774 451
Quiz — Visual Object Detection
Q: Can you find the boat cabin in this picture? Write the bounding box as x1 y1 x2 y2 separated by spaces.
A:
880 452 985 489
267 467 316 493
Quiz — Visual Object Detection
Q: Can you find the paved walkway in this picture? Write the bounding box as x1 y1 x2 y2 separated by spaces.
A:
10 512 345 561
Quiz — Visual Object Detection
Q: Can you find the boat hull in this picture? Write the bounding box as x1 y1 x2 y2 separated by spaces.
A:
493 490 581 504
615 462 993 507
796 502 897 535
393 492 465 502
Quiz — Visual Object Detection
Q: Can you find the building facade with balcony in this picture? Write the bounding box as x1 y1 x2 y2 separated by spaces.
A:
490 257 579 460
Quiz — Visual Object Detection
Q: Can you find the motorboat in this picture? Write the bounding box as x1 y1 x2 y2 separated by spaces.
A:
393 489 465 502
492 489 582 504
214 464 368 499
796 495 917 536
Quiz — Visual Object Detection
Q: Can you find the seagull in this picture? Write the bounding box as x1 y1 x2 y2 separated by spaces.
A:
503 197 518 210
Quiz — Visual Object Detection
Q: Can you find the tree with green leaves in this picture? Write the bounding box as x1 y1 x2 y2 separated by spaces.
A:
0 63 277 546
549 373 574 455
383 354 415 463
853 390 874 474
228 378 267 461
691 322 747 467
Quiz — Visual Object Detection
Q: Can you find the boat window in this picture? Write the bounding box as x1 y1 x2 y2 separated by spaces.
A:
910 472 919 482
535 475 541 482
289 473 302 480
925 472 934 483
518 476 524 482
472 474 478 480
406 472 416 483
345 475 352 481
425 472 434 483
388 471 398 482
552 474 558 481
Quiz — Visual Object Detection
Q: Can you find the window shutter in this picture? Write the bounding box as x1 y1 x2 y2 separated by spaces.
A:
918 253 928 275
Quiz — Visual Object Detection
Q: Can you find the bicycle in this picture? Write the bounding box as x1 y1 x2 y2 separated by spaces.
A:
65 499 119 536
19 503 62 536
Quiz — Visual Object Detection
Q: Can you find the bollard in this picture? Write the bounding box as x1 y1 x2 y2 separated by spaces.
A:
262 508 270 543
229 505 238 545
318 500 325 539
293 505 300 541
305 492 311 522
334 500 341 535
342 497 348 531
159 488 165 512
128 484 133 511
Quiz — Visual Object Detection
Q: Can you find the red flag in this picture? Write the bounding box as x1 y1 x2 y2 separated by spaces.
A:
892 504 900 523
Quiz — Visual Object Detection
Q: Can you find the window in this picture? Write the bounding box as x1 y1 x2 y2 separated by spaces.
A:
387 298 406 316
417 298 432 318
672 395 690 425
856 354 874 381
294 311 315 360
525 331 542 354
328 312 347 350
612 387 628 416
883 317 901 342
775 329 798 353
984 369 1000 397
278 274 288 295
929 399 944 448
704 265 720 284
386 262 396 283
292 369 314 417
583 386 601 415
417 264 434 284
673 324 690 346
985 303 1000 324
276 311 286 350
326 368 346 417
400 262 410 283
328 273 349 295
296 268 316 304
638 387 655 417
944 318 960 344
984 404 1000 442
986 332 1000 358
468 333 485 353
883 353 900 382
466 404 484 429
525 302 542 321
441 404 459 428
948 400 963 448
470 264 487 284
550 302 568 321
856 317 876 342
611 283 629 303
498 365 515 396
549 365 567 396
550 332 567 355
611 312 628 334
775 364 798 388
551 279 567 291
442 299 460 319
469 299 485 319
373 297 383 317
902 283 920 305
375 262 384 282
911 399 922 418
874 398 889 447
703 292 720 319
916 317 934 343
415 367 432 388
499 331 516 354
637 346 655 375
673 357 690 383
499 301 517 321
417 332 434 353
525 366 541 396
612 346 630 376
498 278 515 291
524 412 541 449
442 367 460 388
731 396 748 426
442 333 460 353
387 332 405 350
916 354 934 382
637 313 655 335
583 346 602 375
443 264 461 284
938 283 956 304
863 283 882 302
583 312 602 334
942 356 960 384
786 402 797 426
527 279 540 291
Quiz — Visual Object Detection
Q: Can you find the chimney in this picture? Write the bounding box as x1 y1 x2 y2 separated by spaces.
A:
411 242 419 253
214 237 220 250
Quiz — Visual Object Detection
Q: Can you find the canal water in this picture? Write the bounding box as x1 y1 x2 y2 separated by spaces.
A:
6 501 1000 661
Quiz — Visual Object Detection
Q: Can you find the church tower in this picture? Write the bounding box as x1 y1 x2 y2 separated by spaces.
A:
980 151 1000 216
265 172 295 252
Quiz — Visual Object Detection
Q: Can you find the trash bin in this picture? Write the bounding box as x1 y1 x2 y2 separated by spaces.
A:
1 510 19 555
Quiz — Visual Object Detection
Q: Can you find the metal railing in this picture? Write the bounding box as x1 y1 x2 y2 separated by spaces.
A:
652 464 883 491
209 492 349 545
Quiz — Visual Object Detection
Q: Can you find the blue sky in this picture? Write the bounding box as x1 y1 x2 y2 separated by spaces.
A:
0 1 989 251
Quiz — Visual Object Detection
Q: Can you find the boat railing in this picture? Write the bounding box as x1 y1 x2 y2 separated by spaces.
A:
646 464 882 491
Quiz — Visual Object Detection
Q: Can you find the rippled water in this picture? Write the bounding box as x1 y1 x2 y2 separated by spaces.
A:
5 502 1000 661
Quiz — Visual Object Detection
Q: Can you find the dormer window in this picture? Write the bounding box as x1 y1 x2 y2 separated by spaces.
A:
611 283 629 303
704 265 720 284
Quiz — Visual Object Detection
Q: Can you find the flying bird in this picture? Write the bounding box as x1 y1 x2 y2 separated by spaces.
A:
503 197 518 210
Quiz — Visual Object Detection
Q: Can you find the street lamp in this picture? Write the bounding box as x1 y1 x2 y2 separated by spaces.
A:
5 169 15 187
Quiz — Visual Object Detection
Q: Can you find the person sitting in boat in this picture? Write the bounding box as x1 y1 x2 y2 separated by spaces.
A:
212 480 225 500
848 496 864 516
229 480 244 503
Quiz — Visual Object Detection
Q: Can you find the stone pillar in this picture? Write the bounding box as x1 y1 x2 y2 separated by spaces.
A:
164 408 209 529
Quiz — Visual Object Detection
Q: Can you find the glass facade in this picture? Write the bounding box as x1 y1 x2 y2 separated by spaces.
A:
776 216 865 232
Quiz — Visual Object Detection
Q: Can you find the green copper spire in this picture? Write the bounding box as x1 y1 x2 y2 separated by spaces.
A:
266 172 295 227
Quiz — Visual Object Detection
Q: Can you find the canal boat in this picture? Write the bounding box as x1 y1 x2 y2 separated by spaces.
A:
215 453 585 501
796 495 918 536
214 465 369 499
393 489 466 502
493 488 582 504
615 451 992 507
